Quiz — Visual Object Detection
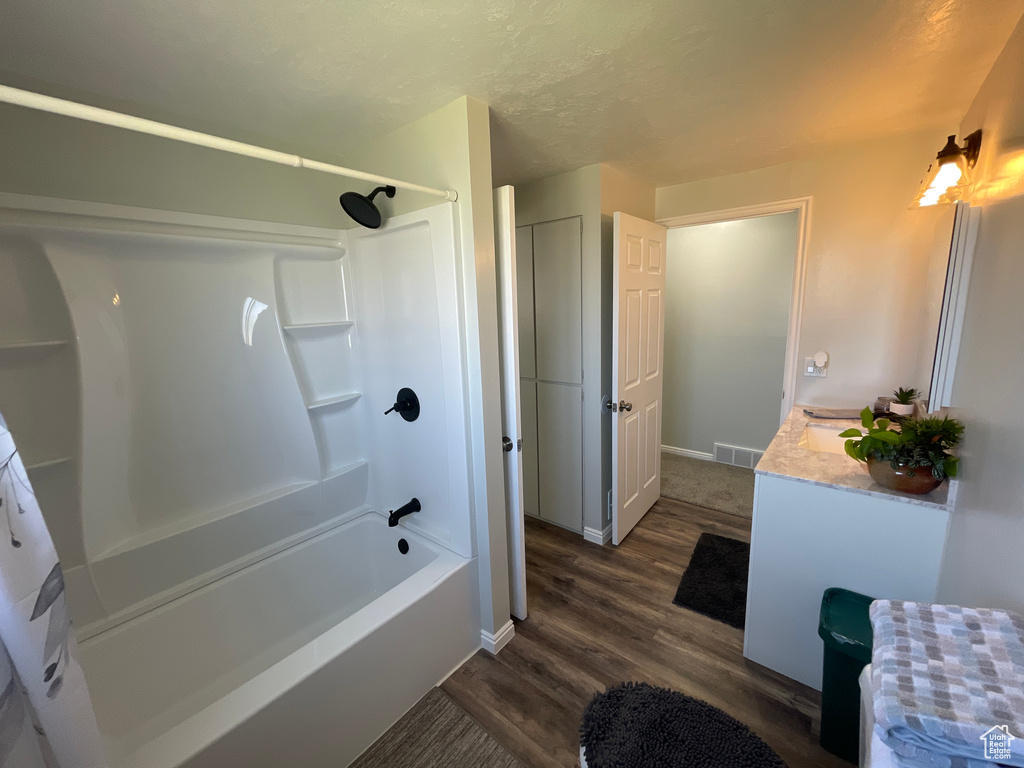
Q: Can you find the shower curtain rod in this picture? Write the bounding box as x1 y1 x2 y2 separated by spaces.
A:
0 84 459 202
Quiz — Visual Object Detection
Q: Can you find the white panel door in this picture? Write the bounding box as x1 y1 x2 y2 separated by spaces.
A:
612 212 667 545
493 186 527 620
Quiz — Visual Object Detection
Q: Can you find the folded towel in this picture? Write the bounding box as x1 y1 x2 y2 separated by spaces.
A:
870 600 1024 768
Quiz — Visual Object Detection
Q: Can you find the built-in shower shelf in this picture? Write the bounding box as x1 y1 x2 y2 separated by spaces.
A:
0 339 69 351
24 456 72 472
282 321 355 332
306 392 361 411
322 459 369 483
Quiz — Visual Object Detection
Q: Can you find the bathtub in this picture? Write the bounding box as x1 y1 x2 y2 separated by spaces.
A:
78 512 478 768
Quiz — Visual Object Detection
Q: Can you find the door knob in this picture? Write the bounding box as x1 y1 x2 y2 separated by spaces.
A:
619 400 632 412
502 436 514 452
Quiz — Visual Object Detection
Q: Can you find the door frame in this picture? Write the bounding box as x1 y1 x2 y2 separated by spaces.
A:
657 196 812 424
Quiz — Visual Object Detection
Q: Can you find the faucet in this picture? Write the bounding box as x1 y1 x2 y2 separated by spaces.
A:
388 498 421 527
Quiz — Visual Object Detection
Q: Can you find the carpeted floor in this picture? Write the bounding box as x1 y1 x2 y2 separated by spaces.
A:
660 452 755 518
350 688 525 768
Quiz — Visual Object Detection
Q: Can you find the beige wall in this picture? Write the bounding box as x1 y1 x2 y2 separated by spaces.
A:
656 131 954 408
515 164 654 535
937 15 1024 613
600 164 656 220
664 213 798 454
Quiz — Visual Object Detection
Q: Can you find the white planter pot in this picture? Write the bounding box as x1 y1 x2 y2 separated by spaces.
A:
889 402 915 416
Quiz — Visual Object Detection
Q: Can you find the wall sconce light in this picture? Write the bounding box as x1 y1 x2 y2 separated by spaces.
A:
910 130 983 208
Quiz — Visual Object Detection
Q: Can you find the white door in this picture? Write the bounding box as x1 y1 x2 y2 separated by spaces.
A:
493 186 527 620
612 212 667 545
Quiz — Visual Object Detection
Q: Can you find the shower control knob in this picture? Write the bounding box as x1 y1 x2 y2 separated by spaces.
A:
384 387 420 422
619 400 632 412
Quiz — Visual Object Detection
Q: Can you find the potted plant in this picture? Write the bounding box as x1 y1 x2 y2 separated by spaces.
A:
889 386 918 416
839 408 964 495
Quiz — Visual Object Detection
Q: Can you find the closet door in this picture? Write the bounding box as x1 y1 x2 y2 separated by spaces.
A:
520 380 540 516
516 225 540 518
516 225 537 380
537 382 583 531
532 216 583 531
532 218 582 384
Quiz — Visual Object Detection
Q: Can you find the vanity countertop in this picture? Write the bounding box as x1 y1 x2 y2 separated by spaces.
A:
756 406 956 511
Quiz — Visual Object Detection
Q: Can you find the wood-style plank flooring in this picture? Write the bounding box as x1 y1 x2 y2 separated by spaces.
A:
441 497 850 768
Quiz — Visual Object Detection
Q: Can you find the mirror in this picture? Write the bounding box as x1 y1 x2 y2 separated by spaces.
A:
913 201 980 412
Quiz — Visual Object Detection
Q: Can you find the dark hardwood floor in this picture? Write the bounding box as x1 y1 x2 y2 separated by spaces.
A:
441 497 850 768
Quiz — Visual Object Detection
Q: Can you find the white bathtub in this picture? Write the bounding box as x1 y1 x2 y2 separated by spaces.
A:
78 513 478 768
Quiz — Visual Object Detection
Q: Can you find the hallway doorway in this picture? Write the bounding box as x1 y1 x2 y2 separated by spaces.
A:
658 201 808 473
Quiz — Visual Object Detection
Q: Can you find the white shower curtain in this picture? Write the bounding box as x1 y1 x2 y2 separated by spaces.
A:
0 410 106 767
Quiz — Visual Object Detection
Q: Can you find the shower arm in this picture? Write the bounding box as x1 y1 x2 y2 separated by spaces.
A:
0 84 458 203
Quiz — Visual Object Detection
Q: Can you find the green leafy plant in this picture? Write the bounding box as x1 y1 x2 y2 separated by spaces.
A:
892 387 919 404
839 408 964 480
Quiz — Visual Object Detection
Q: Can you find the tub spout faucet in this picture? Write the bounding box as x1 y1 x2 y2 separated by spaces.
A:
388 497 421 527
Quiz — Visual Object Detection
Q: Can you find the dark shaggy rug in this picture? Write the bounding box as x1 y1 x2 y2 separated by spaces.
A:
672 532 750 629
580 682 787 767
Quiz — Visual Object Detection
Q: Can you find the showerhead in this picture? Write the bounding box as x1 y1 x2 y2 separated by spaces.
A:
340 185 396 229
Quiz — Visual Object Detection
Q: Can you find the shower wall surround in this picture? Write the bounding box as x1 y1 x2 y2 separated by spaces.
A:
0 194 475 637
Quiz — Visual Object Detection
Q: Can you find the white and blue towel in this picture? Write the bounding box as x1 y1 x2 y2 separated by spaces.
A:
871 600 1024 768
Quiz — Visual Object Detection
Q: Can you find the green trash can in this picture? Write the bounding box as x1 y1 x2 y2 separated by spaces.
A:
818 587 875 764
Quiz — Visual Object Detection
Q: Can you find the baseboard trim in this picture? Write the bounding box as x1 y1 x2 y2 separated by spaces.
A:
481 620 515 655
583 524 612 546
661 444 713 461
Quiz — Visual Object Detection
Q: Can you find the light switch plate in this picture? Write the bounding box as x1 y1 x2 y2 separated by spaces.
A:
804 357 827 377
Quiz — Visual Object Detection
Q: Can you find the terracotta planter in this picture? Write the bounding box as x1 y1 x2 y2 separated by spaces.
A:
866 458 942 495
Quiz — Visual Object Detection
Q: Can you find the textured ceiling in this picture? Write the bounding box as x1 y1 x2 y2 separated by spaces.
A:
1 0 1023 187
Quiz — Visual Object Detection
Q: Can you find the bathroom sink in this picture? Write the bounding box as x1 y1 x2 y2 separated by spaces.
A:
798 423 850 455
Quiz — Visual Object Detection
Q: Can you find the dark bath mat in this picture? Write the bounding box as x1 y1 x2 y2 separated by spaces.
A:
580 681 787 768
672 532 749 629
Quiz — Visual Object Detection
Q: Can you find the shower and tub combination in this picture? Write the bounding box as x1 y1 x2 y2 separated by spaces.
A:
0 190 481 767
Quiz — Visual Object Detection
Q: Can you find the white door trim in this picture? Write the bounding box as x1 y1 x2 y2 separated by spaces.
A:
658 196 812 424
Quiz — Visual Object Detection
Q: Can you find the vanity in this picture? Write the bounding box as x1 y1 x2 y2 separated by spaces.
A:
743 407 956 690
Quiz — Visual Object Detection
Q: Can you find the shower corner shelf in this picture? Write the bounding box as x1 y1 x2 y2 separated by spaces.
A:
24 456 72 472
322 459 369 483
0 339 70 351
282 320 355 333
306 392 361 411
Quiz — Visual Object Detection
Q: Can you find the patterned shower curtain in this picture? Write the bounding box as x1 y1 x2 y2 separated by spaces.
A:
0 410 106 767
